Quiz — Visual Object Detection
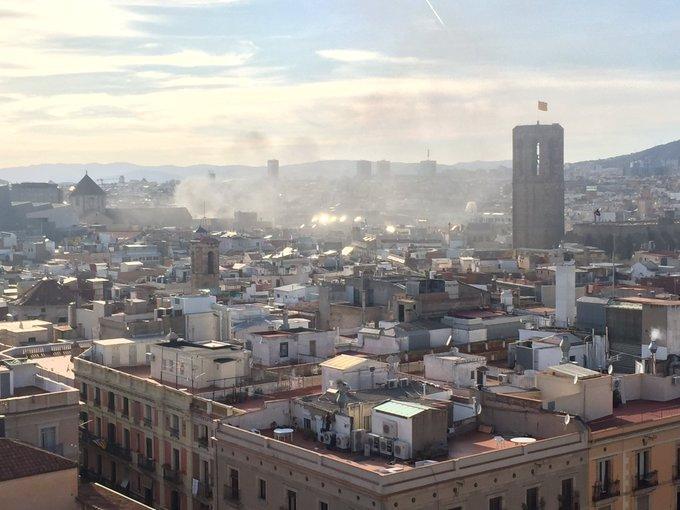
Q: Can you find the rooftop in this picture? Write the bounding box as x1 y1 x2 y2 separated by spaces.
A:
373 400 432 418
319 354 376 370
589 398 680 432
0 438 76 482
619 296 680 306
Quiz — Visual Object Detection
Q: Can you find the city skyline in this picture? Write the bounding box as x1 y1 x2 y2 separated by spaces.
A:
2 0 680 167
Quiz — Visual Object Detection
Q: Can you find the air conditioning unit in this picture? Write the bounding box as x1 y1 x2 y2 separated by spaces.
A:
498 373 508 384
399 378 409 387
387 379 398 389
336 434 350 450
447 426 456 436
379 436 394 456
145 352 155 361
351 429 366 452
366 433 381 453
322 431 335 445
393 440 411 460
381 420 397 437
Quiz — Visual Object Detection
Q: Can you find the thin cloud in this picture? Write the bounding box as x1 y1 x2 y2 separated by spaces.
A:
316 49 422 65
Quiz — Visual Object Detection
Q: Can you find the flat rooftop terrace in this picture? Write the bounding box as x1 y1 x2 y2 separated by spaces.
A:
589 398 680 432
258 428 530 473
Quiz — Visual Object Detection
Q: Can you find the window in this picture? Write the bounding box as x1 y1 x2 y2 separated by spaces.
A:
319 502 329 510
280 342 289 358
258 479 267 500
95 417 101 436
122 397 129 417
470 370 475 380
309 340 316 358
94 387 101 406
172 448 180 470
81 382 88 400
636 449 650 478
40 426 57 452
107 391 115 411
230 468 240 501
146 437 153 459
525 487 538 510
288 490 297 510
560 478 573 509
489 496 502 510
27 336 36 343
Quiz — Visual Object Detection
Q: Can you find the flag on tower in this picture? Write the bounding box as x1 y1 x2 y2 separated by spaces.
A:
538 101 548 111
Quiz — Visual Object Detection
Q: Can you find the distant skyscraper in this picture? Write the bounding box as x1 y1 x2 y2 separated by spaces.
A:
418 159 436 177
267 159 279 179
356 160 372 179
512 123 565 249
376 160 391 177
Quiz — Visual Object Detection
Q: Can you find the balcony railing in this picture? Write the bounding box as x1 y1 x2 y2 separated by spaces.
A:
195 481 213 501
592 479 620 501
197 436 209 449
168 426 180 439
633 470 658 492
557 491 579 510
137 455 155 473
162 464 182 485
93 398 101 407
143 417 152 428
223 486 240 502
106 443 132 461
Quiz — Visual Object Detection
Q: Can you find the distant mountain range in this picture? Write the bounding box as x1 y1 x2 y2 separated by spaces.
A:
2 138 678 183
571 139 680 170
0 159 512 184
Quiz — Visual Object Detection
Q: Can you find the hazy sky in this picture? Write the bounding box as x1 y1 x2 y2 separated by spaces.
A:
1 0 679 167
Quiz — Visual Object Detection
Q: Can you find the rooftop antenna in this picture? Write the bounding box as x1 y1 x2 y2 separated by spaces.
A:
426 148 430 160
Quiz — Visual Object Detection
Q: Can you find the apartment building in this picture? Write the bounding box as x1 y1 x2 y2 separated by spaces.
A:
74 337 245 510
0 358 79 460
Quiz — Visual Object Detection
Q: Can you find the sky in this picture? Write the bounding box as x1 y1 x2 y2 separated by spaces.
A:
1 0 680 167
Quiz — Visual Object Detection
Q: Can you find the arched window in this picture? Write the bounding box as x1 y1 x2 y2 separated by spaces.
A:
207 251 216 274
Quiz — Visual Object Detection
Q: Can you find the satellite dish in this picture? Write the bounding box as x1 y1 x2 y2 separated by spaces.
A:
573 375 579 385
475 403 482 415
564 414 571 425
607 365 613 375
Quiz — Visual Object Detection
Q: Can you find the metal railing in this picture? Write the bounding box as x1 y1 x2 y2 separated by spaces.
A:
197 436 209 449
137 455 155 472
168 426 180 439
195 481 213 500
143 417 152 428
633 470 658 491
106 442 132 461
592 479 620 501
162 464 182 484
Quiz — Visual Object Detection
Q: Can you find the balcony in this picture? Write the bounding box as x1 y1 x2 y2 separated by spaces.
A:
194 481 213 502
223 486 240 503
162 464 182 485
197 436 209 449
143 417 152 428
137 455 155 473
557 491 579 510
106 443 132 461
592 480 620 502
168 426 180 439
633 470 658 492
93 398 101 408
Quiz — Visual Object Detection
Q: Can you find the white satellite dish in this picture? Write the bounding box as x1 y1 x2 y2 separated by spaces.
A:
573 375 579 385
607 365 613 375
475 403 482 415
564 414 571 425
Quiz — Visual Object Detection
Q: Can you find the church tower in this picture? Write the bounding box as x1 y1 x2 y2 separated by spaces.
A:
190 229 220 290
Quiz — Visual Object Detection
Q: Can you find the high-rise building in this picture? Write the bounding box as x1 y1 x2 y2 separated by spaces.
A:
512 123 565 249
267 159 279 179
418 159 436 177
376 159 391 177
356 160 372 179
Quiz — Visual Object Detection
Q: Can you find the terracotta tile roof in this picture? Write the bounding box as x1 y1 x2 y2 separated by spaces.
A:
12 278 75 307
0 438 76 482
